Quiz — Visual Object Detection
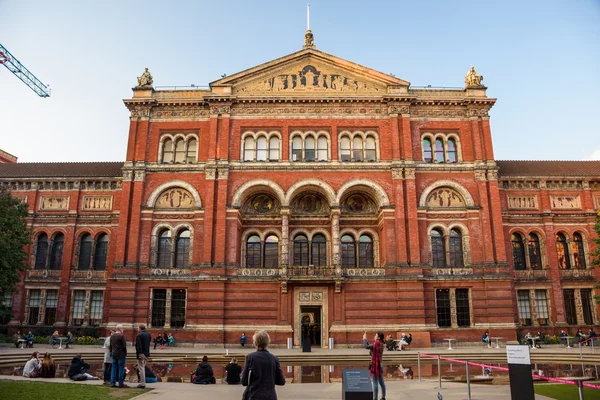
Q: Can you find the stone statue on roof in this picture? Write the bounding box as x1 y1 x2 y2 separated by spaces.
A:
136 68 153 88
464 66 484 88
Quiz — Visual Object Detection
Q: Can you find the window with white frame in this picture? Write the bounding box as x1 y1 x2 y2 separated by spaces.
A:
160 134 198 164
421 133 460 163
154 227 192 269
27 290 41 325
289 131 330 162
89 291 104 326
430 227 467 268
242 131 281 162
151 288 186 329
72 290 86 326
44 290 58 325
338 131 378 162
535 289 549 325
517 290 532 326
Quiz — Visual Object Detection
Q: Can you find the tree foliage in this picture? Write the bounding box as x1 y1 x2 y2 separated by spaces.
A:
0 187 31 315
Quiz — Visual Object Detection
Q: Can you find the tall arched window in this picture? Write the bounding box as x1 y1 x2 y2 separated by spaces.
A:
352 137 363 161
527 233 542 269
49 233 64 270
305 136 315 161
94 234 109 271
556 233 571 269
317 136 328 161
449 229 464 267
293 235 309 266
358 235 374 268
162 139 173 163
246 235 261 268
341 235 356 268
157 230 172 269
264 235 279 268
311 234 327 266
423 138 433 163
186 139 197 163
511 233 526 270
292 137 303 162
269 137 280 161
256 136 268 161
435 139 445 163
365 137 376 161
34 233 48 270
174 139 186 163
78 233 93 270
573 233 586 269
244 137 255 161
431 229 445 267
340 137 351 161
175 230 190 268
447 139 457 163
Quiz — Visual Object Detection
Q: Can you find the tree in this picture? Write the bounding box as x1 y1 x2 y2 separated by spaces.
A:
0 187 31 322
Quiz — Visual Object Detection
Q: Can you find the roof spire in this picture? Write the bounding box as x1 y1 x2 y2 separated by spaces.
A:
303 3 315 49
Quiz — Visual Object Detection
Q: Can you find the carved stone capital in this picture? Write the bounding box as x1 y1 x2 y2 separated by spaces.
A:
134 170 146 182
474 170 487 181
486 170 498 181
129 106 151 119
122 171 133 182
217 167 229 180
404 168 416 180
467 108 489 118
388 104 409 116
392 167 403 180
210 105 231 116
204 168 217 180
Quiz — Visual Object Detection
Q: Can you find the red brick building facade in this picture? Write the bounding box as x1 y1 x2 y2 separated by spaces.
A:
2 38 599 346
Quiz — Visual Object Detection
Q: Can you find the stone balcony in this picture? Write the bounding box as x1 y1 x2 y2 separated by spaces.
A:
560 269 594 281
515 269 550 281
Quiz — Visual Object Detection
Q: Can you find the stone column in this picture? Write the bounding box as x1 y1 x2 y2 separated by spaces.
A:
529 289 539 327
280 208 290 275
450 289 458 328
164 289 172 329
331 208 341 275
82 290 91 327
575 289 585 326
37 289 47 325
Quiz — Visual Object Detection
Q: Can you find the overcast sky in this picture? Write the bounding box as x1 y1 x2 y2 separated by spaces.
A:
1 0 599 162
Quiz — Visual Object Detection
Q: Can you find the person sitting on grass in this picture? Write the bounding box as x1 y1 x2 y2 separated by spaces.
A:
40 352 56 378
23 352 41 378
68 354 98 380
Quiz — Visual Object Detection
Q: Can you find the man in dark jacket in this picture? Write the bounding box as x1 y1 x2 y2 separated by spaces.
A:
135 324 152 388
242 330 285 400
110 323 128 388
67 354 95 380
225 357 242 384
194 355 215 384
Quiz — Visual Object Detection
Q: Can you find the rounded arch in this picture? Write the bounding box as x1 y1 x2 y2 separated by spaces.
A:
309 228 331 242
555 230 571 240
267 130 282 140
231 179 285 208
146 180 202 208
336 179 390 207
526 228 546 240
427 224 449 236
508 227 528 237
74 229 94 240
448 222 470 235
419 180 475 207
151 222 173 237
285 179 336 206
173 223 194 237
290 228 312 240
263 229 282 241
241 229 265 243
339 228 358 240
33 228 51 239
93 228 112 239
50 229 67 239
357 228 379 241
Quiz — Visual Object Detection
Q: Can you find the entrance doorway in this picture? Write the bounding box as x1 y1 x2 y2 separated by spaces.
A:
300 305 322 347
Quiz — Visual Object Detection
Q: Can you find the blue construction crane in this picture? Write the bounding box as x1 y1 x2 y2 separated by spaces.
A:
0 43 50 97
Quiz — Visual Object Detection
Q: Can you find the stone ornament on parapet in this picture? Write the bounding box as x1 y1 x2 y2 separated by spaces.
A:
136 67 153 88
464 66 484 88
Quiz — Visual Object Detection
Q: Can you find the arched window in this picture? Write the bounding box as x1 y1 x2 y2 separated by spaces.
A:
292 136 303 162
511 233 526 270
174 139 186 163
157 230 172 269
162 139 173 163
527 233 542 270
256 136 267 161
340 137 351 161
78 233 93 270
246 235 261 268
244 137 255 161
556 233 571 269
311 234 327 267
352 137 363 162
175 230 190 268
49 233 64 270
293 235 309 266
365 136 377 162
435 139 445 163
269 137 280 161
186 139 197 163
431 229 445 267
305 136 315 162
449 229 463 267
317 136 328 161
423 138 433 163
358 235 374 268
447 139 457 163
34 233 48 270
341 235 356 268
264 235 279 268
94 234 109 271
573 233 586 269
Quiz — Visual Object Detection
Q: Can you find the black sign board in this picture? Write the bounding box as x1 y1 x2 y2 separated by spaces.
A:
506 345 534 400
342 369 372 400
302 338 311 352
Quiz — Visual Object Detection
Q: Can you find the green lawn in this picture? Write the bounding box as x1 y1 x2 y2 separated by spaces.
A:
535 383 600 400
0 380 149 400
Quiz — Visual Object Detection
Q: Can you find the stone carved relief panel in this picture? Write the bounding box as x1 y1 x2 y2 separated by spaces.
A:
234 64 385 95
507 195 538 210
594 196 600 210
291 192 330 215
82 195 113 211
426 188 465 208
155 188 195 209
550 195 581 210
341 193 377 214
243 194 281 215
13 195 28 204
39 195 70 211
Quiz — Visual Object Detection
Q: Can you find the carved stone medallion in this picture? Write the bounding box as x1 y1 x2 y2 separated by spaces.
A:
426 188 465 208
341 193 376 214
291 192 330 215
155 188 195 209
243 194 280 215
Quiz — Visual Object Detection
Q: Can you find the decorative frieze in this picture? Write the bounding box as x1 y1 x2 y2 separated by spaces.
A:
82 195 113 211
502 180 540 190
155 188 195 209
343 268 385 277
151 107 209 119
560 269 594 280
546 181 582 190
433 268 473 276
550 195 581 210
507 195 538 210
13 195 28 204
410 108 466 118
515 270 548 280
426 188 465 208
230 104 386 117
39 195 70 211
210 105 231 115
239 268 279 277
1 180 121 191
149 268 191 277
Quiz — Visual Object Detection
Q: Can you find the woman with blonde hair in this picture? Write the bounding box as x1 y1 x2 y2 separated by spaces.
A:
241 330 285 400
40 352 56 378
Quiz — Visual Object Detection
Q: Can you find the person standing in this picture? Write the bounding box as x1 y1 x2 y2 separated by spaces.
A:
135 324 151 388
241 330 285 399
103 330 114 384
110 323 128 388
225 357 242 384
363 331 386 400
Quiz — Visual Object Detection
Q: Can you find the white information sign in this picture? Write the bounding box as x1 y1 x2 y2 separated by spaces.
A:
506 344 531 365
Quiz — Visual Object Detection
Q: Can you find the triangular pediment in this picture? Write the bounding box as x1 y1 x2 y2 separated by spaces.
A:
210 48 409 97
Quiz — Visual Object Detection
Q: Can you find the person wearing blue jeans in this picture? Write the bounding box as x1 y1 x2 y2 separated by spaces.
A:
110 323 128 388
